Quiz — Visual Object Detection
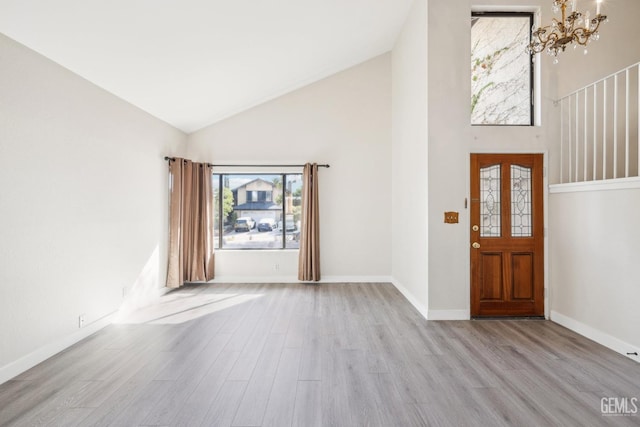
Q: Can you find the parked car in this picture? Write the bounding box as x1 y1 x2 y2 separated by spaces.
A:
257 218 277 232
278 219 297 232
234 217 255 232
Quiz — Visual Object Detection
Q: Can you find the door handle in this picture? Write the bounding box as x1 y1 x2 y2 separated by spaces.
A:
472 242 480 249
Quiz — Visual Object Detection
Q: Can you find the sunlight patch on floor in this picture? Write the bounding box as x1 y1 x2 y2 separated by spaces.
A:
114 291 264 325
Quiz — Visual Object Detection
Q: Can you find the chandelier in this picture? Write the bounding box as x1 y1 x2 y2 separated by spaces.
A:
528 0 607 62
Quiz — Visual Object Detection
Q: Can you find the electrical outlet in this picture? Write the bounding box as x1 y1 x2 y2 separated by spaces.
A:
78 314 85 328
274 263 280 271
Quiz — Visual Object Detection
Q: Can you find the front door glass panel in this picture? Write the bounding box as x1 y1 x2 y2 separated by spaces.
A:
480 164 501 237
511 165 532 237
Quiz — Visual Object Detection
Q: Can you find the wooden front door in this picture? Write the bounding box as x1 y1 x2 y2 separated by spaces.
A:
470 153 544 317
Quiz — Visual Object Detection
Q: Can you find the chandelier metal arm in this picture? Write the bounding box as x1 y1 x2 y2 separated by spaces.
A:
527 0 608 58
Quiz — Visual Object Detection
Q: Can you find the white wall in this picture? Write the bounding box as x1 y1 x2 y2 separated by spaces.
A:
548 0 640 356
390 0 429 316
390 0 555 319
549 188 640 352
187 54 392 282
426 0 472 318
0 33 186 382
420 0 555 319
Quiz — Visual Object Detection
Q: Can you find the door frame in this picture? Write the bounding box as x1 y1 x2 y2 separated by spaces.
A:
467 149 549 320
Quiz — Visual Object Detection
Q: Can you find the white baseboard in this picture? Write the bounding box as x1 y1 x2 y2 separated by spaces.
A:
210 276 298 283
319 275 393 284
550 310 640 363
390 278 429 320
389 279 470 321
428 309 470 320
0 311 116 385
209 275 393 284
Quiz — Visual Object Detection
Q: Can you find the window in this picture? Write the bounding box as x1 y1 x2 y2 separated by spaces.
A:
213 173 302 250
471 12 534 125
246 191 272 202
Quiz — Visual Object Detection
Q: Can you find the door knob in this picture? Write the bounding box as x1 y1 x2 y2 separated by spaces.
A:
472 242 480 249
472 225 479 232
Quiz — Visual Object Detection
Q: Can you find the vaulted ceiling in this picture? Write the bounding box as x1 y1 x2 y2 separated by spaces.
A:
0 0 413 132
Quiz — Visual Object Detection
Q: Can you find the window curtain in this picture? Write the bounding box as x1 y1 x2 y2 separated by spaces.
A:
298 163 320 281
166 158 215 288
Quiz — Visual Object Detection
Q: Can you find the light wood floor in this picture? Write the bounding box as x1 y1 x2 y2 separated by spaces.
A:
1 283 639 426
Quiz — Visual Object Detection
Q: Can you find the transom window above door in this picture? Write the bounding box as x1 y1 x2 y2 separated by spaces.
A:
471 12 534 126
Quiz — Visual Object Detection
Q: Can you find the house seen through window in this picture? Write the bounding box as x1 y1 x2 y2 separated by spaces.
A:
471 12 534 125
213 173 302 249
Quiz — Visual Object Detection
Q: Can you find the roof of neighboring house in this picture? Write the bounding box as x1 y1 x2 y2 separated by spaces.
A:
232 178 275 191
234 202 281 211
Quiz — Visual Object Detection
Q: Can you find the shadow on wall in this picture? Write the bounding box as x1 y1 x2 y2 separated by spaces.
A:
114 245 163 321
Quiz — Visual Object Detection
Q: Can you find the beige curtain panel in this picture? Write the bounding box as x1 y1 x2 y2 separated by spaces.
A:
298 163 321 281
166 158 215 288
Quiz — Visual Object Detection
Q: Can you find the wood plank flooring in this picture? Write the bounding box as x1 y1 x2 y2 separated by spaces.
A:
0 282 638 426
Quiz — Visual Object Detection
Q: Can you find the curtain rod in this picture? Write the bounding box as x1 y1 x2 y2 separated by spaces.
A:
164 157 329 168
